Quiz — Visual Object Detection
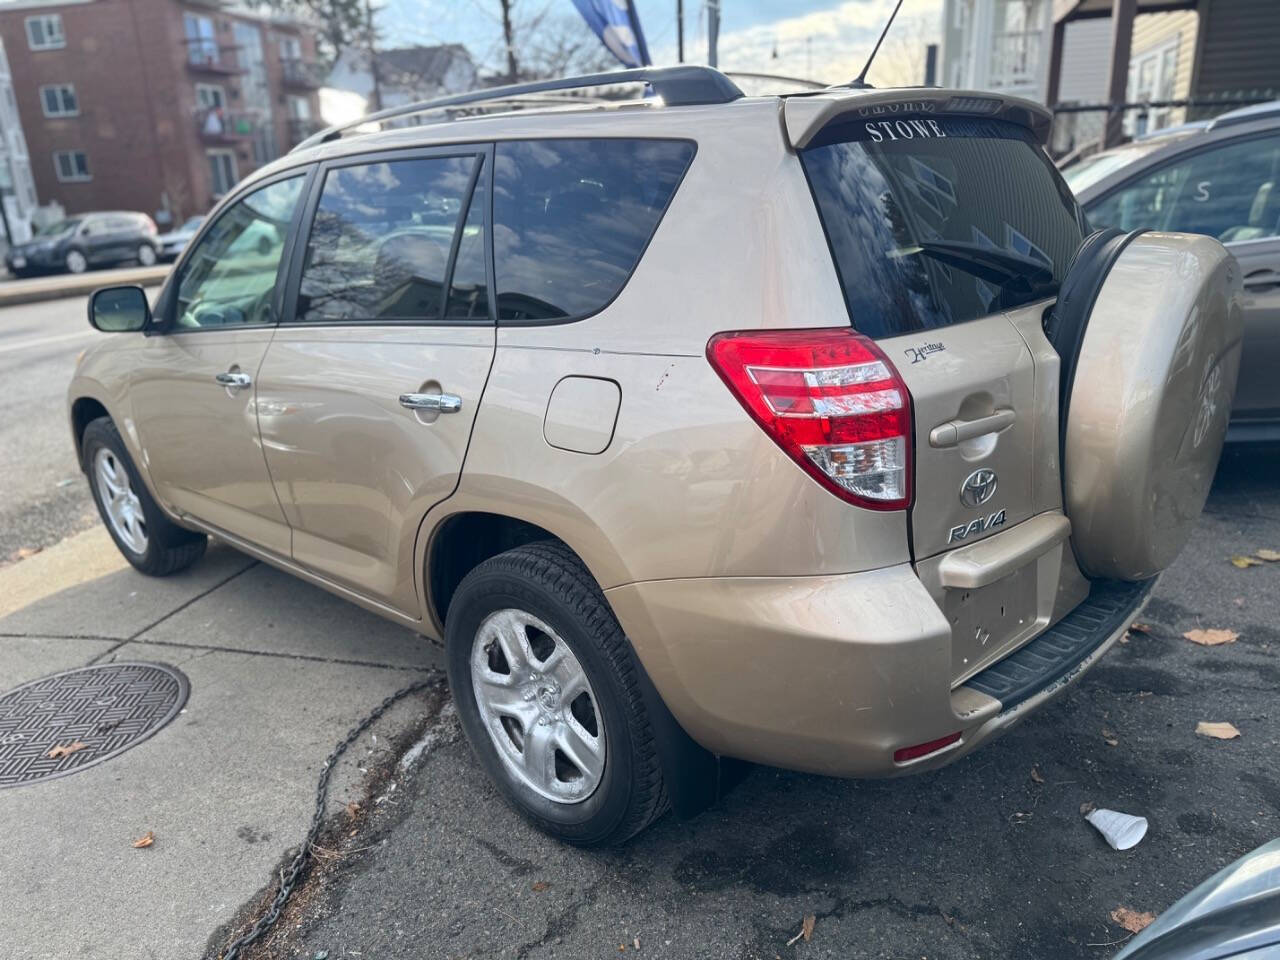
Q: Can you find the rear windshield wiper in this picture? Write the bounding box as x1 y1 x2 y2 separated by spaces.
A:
896 239 1055 288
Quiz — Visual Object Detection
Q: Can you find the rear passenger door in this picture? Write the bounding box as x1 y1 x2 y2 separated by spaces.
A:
255 146 494 616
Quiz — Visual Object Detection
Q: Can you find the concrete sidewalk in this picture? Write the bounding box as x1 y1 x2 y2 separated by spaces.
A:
0 265 169 307
0 531 446 960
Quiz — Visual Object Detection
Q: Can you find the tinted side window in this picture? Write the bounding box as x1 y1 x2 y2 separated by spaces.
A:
1088 134 1280 243
801 117 1084 339
492 139 695 321
175 175 304 329
295 154 481 324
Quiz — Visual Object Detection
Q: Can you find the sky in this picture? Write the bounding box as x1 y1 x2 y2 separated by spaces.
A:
377 0 943 88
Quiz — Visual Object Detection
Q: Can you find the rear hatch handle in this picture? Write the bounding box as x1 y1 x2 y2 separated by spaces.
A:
929 408 1016 448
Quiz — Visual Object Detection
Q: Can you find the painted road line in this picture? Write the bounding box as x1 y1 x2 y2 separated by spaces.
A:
0 329 99 356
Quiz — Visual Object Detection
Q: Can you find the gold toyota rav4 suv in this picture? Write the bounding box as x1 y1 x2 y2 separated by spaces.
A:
69 68 1243 845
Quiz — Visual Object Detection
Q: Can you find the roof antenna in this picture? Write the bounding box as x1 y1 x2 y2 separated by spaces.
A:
849 0 906 89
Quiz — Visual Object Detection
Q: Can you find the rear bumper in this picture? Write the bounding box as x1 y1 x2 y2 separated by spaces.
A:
607 569 1152 778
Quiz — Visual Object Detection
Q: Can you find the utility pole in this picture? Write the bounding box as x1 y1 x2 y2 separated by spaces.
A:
365 0 382 111
707 0 720 69
676 0 684 63
500 0 518 84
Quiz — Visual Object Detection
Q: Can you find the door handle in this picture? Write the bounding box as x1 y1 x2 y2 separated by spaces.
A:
399 392 462 413
215 371 252 389
929 408 1016 448
1243 269 1280 292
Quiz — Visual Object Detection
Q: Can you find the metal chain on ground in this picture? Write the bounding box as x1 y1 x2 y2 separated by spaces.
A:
220 677 436 960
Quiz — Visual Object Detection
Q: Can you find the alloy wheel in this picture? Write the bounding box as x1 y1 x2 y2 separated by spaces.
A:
470 608 606 804
93 447 148 555
137 244 157 266
65 250 87 274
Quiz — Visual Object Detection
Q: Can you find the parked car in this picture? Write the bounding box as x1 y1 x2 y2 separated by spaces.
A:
68 67 1243 846
1113 836 1280 959
5 211 159 277
1064 101 1280 441
155 215 205 261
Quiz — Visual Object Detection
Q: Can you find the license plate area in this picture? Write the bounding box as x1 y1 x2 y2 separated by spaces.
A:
946 563 1039 686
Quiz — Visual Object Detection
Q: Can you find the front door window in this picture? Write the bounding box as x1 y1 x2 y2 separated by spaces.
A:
176 175 304 328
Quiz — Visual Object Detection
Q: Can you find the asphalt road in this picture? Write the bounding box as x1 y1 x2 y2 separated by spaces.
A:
220 444 1280 960
0 294 107 563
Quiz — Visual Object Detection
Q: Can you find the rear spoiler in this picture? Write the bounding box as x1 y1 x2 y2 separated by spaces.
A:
783 88 1053 150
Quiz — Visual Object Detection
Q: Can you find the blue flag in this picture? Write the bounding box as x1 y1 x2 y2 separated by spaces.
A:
570 0 652 69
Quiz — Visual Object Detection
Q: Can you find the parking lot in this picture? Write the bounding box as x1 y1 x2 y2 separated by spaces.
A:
1 293 1278 959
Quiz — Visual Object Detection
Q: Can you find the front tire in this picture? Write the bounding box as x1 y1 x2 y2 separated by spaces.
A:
64 249 88 274
137 243 157 266
82 417 207 576
445 541 668 846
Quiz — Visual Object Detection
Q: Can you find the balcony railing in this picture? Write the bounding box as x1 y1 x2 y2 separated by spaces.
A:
184 39 243 74
196 108 257 142
280 58 324 89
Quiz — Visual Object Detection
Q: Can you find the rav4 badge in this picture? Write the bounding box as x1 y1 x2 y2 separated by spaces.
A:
948 509 1007 544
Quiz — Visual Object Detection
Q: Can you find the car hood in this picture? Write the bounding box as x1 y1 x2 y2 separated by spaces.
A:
1115 837 1280 959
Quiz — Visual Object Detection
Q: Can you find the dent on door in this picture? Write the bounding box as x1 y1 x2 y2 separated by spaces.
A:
255 325 494 614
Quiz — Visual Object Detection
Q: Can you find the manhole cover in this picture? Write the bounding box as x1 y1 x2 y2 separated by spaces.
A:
0 662 189 788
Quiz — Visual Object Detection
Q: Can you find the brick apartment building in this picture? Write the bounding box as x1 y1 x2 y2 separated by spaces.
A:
0 0 322 225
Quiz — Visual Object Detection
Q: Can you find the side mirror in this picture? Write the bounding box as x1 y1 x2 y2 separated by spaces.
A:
89 285 150 332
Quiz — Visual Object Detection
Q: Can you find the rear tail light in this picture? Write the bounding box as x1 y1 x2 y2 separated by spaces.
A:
706 327 913 511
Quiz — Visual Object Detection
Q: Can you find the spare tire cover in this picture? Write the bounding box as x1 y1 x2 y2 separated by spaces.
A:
1064 232 1244 581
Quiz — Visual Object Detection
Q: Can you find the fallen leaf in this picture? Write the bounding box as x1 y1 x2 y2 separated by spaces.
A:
1231 555 1265 569
46 741 88 760
531 881 550 892
344 801 360 819
1256 549 1280 562
1197 721 1241 740
132 831 155 849
1080 801 1097 815
1030 766 1044 784
1184 628 1239 646
1102 727 1119 747
1129 622 1154 634
16 546 41 560
1110 907 1156 934
802 914 815 942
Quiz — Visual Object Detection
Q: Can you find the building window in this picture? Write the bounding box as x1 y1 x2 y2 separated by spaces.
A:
207 149 238 196
53 150 90 182
1127 36 1180 135
195 83 226 109
40 84 78 118
278 35 302 61
25 14 65 51
184 13 218 66
287 94 310 119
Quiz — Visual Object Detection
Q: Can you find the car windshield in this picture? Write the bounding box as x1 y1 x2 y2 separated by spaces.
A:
35 218 81 237
801 116 1084 338
1061 141 1175 194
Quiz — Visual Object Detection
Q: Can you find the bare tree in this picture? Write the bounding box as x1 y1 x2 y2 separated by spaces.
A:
489 1 616 83
863 14 935 89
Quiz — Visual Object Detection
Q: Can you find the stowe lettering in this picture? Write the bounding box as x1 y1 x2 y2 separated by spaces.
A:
865 118 947 143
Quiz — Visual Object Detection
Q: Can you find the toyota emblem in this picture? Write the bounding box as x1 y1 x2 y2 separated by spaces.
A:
960 468 998 508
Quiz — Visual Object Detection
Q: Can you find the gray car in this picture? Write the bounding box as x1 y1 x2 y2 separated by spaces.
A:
4 210 160 277
1065 102 1280 441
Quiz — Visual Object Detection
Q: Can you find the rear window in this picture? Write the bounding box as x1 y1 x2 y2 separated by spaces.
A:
801 116 1084 339
493 138 695 322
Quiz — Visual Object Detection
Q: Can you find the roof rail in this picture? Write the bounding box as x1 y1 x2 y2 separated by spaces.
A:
292 65 745 153
1206 99 1280 131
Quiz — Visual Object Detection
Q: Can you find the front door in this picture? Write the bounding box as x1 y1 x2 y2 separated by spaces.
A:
129 173 308 554
256 147 494 616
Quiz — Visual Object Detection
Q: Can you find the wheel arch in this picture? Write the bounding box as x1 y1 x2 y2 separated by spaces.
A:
70 395 111 465
422 507 732 819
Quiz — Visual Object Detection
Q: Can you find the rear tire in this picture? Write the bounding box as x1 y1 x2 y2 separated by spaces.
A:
82 417 207 576
137 243 157 267
445 541 669 846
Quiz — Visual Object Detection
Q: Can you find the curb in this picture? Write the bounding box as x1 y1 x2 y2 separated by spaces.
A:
0 266 170 308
